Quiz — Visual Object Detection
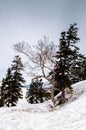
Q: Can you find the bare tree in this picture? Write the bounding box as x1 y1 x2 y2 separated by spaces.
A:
13 36 57 83
13 36 57 106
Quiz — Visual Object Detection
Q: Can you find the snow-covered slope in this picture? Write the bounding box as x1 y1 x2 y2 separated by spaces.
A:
0 80 86 130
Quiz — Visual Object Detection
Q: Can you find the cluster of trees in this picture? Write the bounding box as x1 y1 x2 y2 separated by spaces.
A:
0 55 25 107
14 23 86 106
26 78 51 104
0 23 86 107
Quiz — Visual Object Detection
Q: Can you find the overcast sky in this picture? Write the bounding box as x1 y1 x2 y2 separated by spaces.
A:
0 0 86 82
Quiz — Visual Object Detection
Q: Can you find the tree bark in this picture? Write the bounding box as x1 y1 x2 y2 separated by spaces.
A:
61 87 65 104
51 70 56 107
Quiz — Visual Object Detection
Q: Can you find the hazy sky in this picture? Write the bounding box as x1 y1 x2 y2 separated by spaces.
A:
0 0 86 81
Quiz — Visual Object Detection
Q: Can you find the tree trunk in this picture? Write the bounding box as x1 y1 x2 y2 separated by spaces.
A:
61 87 65 104
51 72 56 107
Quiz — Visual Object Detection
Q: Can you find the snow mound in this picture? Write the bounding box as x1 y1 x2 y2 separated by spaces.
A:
72 80 86 97
0 80 86 130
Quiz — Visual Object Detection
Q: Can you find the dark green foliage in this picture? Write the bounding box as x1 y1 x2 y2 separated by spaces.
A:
70 54 86 83
26 79 44 104
0 78 5 107
81 57 86 80
54 23 80 104
0 55 25 107
26 79 50 104
4 68 15 107
0 68 15 107
11 56 25 102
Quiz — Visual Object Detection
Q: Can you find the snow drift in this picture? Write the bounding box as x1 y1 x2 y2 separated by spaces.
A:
0 80 86 130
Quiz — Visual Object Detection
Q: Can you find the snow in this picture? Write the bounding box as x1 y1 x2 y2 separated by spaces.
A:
0 80 86 130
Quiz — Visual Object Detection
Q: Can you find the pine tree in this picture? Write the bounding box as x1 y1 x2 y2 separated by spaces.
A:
26 79 38 104
0 55 25 107
0 68 14 107
54 23 80 104
0 78 5 107
26 78 46 104
11 55 25 105
70 54 86 83
81 57 86 80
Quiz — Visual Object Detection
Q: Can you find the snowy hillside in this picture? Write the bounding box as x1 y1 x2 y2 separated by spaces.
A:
0 80 86 130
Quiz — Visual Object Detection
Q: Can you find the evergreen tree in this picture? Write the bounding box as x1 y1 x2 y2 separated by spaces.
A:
0 55 25 107
26 79 38 104
54 23 80 104
0 78 5 107
11 55 25 105
81 57 86 80
4 68 15 106
0 68 14 106
26 78 47 104
70 54 86 83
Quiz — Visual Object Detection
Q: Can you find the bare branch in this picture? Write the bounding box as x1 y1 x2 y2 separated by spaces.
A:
13 37 57 83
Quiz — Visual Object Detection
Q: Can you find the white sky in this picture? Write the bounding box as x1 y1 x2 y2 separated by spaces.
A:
0 0 86 82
